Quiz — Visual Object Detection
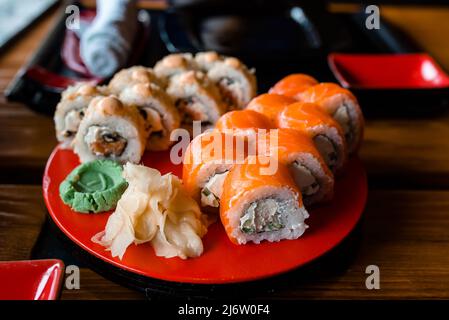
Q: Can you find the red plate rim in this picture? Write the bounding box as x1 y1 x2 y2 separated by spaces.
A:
43 146 368 284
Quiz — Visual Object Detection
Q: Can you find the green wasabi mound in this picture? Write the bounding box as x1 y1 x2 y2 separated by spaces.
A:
59 160 127 213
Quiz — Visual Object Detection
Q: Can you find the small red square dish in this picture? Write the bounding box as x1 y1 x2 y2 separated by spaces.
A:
0 259 64 300
328 53 449 90
328 53 449 116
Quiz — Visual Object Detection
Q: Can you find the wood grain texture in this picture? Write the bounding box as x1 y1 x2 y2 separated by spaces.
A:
0 185 46 261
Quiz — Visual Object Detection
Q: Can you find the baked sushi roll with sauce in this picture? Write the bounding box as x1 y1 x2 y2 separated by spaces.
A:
246 93 296 127
215 109 274 137
119 83 181 151
54 83 107 148
74 96 146 164
220 155 309 245
205 57 257 110
277 102 347 174
167 71 226 131
154 53 198 80
108 66 164 95
300 83 364 154
259 129 334 206
269 74 318 100
195 52 257 110
195 51 221 71
183 131 249 209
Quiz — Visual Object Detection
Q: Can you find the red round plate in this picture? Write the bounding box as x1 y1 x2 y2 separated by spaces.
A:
43 146 367 284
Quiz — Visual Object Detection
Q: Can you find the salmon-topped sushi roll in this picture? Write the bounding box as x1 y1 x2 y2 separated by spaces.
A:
108 66 165 95
277 102 347 174
119 83 181 151
220 155 309 245
167 71 226 131
183 130 249 209
300 83 364 154
246 93 296 127
258 129 334 206
54 83 108 148
215 109 274 137
269 74 319 100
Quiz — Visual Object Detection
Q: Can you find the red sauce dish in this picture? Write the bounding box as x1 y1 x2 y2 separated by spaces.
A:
328 53 449 116
329 53 449 90
0 260 64 300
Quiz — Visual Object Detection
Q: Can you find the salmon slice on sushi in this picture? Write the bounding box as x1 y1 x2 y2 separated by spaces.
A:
269 74 319 100
183 130 249 209
220 155 309 245
258 128 334 206
300 83 364 154
277 102 347 174
246 93 296 127
214 109 274 137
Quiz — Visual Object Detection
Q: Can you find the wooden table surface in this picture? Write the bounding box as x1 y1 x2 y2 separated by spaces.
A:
1 4 449 300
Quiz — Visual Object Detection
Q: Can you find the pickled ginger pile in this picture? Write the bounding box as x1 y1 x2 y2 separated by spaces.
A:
92 162 209 259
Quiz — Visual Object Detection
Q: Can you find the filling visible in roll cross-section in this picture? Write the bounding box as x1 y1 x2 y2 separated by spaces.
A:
313 134 338 170
63 109 85 138
201 171 229 207
85 126 127 157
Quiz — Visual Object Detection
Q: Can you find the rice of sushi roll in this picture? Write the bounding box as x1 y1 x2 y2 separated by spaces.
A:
73 96 146 164
54 82 108 148
277 102 347 174
183 130 249 209
300 83 364 154
205 57 257 110
167 70 226 131
119 82 181 151
108 66 164 95
220 155 309 245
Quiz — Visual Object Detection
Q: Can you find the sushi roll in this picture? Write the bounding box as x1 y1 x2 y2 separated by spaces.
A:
108 66 165 95
277 102 347 174
246 93 296 127
220 155 309 245
300 83 364 154
54 82 107 148
183 130 249 209
215 109 274 137
154 53 198 80
206 57 257 110
119 83 181 151
74 96 146 164
258 128 334 206
269 74 318 100
167 71 226 131
195 51 221 71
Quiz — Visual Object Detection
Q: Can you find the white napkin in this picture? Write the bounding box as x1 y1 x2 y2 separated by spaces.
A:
80 0 138 77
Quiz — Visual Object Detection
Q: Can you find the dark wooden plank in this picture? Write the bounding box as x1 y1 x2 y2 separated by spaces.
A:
0 185 46 261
